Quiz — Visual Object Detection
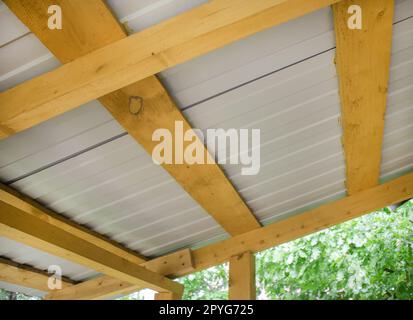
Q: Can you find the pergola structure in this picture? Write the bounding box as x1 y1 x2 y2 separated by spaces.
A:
0 0 412 300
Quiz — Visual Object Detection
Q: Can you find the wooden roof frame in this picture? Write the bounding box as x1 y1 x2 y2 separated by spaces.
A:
3 171 413 299
0 256 75 292
0 0 411 300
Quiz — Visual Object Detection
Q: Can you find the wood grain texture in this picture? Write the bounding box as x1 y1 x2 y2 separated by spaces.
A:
0 0 341 137
48 172 413 298
0 186 183 294
0 257 74 292
185 172 413 276
4 0 260 236
45 249 193 300
155 291 182 300
333 0 394 194
44 275 133 300
100 78 261 235
0 184 146 265
229 251 256 300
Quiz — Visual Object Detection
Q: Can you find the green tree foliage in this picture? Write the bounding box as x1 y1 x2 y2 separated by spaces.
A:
0 288 40 300
180 264 228 300
181 200 413 300
4 201 411 300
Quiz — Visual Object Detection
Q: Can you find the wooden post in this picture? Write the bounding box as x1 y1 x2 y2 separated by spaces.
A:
155 291 182 300
229 251 256 300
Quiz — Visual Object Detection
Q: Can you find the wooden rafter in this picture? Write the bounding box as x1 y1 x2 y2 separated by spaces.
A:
0 0 407 300
44 249 193 300
44 275 135 300
0 184 146 265
0 257 75 292
45 172 413 299
188 172 413 274
155 292 182 300
0 0 341 138
4 0 260 236
0 185 183 294
333 0 394 194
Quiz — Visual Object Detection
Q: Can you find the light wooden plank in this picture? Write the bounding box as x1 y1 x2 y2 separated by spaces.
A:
333 0 394 194
0 257 74 292
44 275 133 300
142 248 194 278
229 251 256 300
2 0 126 63
0 186 183 294
155 291 182 300
44 249 194 300
100 77 260 235
47 172 413 298
0 0 342 138
0 184 146 266
4 0 260 235
185 172 413 275
0 203 182 294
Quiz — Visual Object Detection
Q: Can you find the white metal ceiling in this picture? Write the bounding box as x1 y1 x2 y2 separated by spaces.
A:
0 0 412 296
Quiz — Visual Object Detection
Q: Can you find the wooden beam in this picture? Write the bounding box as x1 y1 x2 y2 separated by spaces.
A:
155 292 182 300
0 186 183 294
185 171 413 275
0 184 146 266
44 275 133 300
0 257 75 292
333 0 394 195
44 249 193 300
46 172 413 298
4 0 260 236
141 248 194 278
100 78 260 235
0 0 342 138
229 252 256 300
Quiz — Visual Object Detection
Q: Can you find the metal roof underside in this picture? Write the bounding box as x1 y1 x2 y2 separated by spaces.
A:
0 0 412 296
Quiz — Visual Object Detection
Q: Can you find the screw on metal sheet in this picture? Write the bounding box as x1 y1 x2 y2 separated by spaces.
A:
122 21 135 35
129 96 143 115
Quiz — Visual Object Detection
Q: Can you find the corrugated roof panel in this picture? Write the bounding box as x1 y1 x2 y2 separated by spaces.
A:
0 1 28 47
0 13 60 91
160 7 335 109
0 281 45 298
0 237 99 282
107 0 207 32
2 130 227 257
0 0 411 290
0 0 208 91
382 16 413 180
0 101 123 182
159 0 412 109
180 48 345 224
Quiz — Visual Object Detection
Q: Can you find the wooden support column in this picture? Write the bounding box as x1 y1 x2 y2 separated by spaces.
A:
229 251 256 300
155 291 182 300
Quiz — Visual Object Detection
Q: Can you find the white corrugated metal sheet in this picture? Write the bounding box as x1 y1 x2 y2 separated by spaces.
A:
0 237 99 298
0 281 44 298
0 237 99 282
0 0 412 296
